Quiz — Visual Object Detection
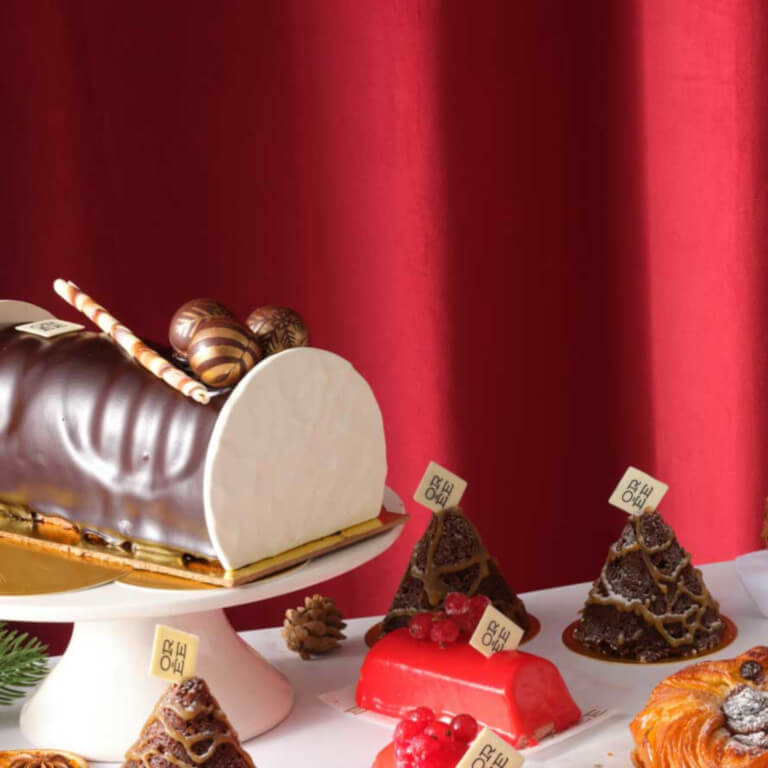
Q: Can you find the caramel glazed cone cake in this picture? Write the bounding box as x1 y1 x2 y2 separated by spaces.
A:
382 506 529 634
124 677 255 768
575 508 724 662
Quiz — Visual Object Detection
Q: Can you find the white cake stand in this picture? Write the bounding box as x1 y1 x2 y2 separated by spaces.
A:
0 488 405 762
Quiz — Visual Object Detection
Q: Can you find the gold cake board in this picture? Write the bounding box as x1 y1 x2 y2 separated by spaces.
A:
0 510 406 594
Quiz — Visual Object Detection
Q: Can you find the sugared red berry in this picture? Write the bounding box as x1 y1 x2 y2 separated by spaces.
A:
430 617 460 646
423 740 466 768
394 739 414 761
444 592 470 616
410 732 443 759
395 718 427 744
409 612 434 642
467 595 491 624
449 714 478 743
406 706 436 725
468 594 490 613
455 611 475 638
423 720 454 742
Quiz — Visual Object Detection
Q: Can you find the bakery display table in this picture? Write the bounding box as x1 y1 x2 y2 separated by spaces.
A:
0 558 764 767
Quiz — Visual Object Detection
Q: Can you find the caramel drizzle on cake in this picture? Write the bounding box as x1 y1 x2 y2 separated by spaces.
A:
382 506 528 633
584 509 723 649
124 678 255 768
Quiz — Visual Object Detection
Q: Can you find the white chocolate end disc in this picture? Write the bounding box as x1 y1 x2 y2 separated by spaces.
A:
0 300 53 326
203 347 387 570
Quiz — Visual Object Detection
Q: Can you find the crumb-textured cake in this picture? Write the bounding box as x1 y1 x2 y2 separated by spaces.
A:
124 677 255 768
576 509 724 662
382 506 528 634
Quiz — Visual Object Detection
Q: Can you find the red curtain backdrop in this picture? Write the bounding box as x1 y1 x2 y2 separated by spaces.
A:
1 0 766 653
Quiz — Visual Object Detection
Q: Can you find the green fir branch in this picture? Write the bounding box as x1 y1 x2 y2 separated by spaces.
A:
0 622 48 705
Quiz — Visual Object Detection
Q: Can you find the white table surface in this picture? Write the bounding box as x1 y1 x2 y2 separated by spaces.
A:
1 559 764 767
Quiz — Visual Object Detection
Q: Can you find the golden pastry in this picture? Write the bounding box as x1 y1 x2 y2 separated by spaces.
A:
631 646 768 766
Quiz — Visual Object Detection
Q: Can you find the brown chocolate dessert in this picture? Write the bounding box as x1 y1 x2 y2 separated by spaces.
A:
576 509 724 662
123 677 255 768
381 506 529 634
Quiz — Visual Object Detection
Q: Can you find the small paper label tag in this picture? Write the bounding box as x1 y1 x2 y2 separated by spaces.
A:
413 461 467 512
469 604 524 658
15 319 85 338
608 466 669 516
456 727 524 768
150 624 199 683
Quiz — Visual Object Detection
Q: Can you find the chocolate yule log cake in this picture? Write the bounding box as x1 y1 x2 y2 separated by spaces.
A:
575 508 724 662
0 297 388 585
381 506 529 634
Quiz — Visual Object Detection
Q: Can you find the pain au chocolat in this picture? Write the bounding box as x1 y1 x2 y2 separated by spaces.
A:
0 299 387 585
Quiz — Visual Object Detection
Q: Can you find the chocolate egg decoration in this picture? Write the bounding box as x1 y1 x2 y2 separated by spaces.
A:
245 305 309 356
187 316 262 389
169 298 233 359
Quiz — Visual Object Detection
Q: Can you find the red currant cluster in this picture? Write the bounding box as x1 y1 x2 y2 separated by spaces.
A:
393 707 478 768
407 592 490 646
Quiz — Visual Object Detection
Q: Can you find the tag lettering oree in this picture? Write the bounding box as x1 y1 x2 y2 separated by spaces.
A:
150 624 199 683
413 461 467 513
608 466 668 516
456 726 524 768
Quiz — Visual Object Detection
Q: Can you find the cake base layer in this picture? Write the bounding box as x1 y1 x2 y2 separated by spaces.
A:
0 507 406 589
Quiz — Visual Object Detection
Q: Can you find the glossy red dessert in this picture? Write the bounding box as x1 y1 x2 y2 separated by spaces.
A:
357 629 581 748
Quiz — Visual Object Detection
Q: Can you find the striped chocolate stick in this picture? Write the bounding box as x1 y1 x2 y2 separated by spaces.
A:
53 279 213 405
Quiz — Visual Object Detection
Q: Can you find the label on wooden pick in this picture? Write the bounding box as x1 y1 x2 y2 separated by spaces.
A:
456 726 524 768
150 624 199 682
469 604 525 658
15 319 84 338
608 466 669 516
413 461 467 512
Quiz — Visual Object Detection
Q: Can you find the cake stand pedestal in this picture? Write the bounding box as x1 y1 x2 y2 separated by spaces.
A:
0 489 404 762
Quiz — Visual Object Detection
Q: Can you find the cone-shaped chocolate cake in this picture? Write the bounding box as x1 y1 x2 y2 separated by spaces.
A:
124 677 255 768
575 509 724 662
381 506 529 634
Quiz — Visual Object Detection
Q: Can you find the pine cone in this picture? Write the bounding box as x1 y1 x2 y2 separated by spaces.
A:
282 594 346 660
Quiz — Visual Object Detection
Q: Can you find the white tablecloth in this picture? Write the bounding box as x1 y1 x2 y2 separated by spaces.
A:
0 559 764 767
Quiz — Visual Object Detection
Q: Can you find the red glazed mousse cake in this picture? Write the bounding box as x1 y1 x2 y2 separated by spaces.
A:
356 628 581 749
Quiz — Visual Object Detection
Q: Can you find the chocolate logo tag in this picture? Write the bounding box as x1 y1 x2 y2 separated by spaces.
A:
456 726 524 768
608 466 668 516
413 461 467 512
150 624 199 682
469 604 524 658
15 319 84 338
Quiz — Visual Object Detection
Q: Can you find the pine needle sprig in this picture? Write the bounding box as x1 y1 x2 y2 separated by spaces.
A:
0 622 48 705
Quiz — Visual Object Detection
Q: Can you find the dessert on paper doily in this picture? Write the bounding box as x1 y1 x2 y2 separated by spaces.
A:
569 508 731 663
356 627 581 749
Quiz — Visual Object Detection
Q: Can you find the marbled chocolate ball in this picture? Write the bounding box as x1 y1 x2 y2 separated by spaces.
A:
169 298 233 359
245 305 309 356
187 316 262 389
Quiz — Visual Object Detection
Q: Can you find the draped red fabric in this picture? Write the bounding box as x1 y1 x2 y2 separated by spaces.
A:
1 1 766 654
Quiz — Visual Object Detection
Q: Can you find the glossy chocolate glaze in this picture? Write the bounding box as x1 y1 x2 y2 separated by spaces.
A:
0 325 227 557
